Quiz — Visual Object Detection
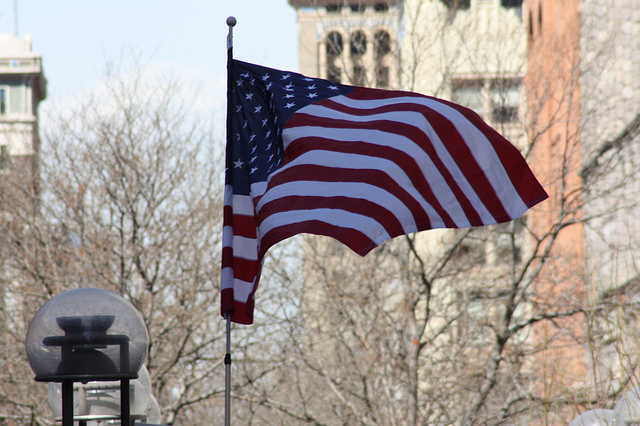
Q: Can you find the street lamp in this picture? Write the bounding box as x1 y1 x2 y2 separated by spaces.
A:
613 387 640 425
47 365 156 423
25 288 149 426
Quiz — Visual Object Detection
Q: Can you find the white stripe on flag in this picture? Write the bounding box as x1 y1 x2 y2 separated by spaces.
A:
325 95 530 216
258 208 392 246
282 125 476 226
256 179 418 231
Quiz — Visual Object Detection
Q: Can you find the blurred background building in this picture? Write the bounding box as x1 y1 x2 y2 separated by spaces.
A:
0 33 46 211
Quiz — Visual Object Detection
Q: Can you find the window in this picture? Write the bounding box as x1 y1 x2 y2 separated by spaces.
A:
326 4 341 13
376 66 389 88
501 0 523 7
453 81 483 116
453 78 521 124
0 84 24 115
350 4 366 12
490 81 519 123
373 3 389 12
352 65 366 86
501 0 523 20
326 32 344 56
0 87 7 115
374 30 391 56
489 221 525 265
327 66 342 84
350 31 367 56
440 0 471 10
0 145 9 171
538 3 543 34
9 85 22 114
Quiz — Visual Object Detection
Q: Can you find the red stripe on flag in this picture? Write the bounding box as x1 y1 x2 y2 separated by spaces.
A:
221 246 234 269
277 136 458 226
261 162 434 226
260 220 377 257
221 288 254 325
257 194 405 250
230 255 261 283
224 205 258 239
286 113 487 225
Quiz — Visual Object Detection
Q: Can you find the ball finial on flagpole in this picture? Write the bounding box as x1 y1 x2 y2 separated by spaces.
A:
226 16 237 27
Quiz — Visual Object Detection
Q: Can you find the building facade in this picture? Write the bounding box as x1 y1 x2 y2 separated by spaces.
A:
286 0 640 421
0 33 46 210
0 34 46 175
289 0 402 89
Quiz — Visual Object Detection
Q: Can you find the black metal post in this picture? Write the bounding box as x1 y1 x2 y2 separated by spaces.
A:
121 378 131 426
61 379 74 426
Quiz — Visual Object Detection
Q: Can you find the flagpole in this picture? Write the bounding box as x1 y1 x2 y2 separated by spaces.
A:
224 15 236 426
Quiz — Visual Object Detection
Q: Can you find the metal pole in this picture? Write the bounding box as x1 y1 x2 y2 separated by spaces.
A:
62 380 74 426
121 378 131 426
224 16 236 426
224 312 232 426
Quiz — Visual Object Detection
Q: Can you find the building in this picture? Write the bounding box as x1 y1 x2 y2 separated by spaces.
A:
0 33 46 206
579 0 640 304
288 0 529 258
288 0 401 89
285 0 640 422
525 0 640 405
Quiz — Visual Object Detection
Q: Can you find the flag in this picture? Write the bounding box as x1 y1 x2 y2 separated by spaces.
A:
222 60 548 324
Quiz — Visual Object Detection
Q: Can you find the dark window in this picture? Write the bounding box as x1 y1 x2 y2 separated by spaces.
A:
326 4 341 13
376 66 389 88
501 0 523 7
375 30 391 56
538 3 543 34
350 31 367 56
327 66 342 84
326 32 343 56
350 4 366 12
491 81 520 123
0 145 9 171
490 105 517 123
352 65 366 86
374 3 389 12
0 88 6 115
440 0 470 10
492 105 519 123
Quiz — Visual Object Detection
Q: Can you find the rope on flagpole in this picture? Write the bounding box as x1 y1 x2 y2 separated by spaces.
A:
224 15 236 426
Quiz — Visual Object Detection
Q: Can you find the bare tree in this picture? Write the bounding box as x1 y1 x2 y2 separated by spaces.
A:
222 2 640 425
0 58 233 424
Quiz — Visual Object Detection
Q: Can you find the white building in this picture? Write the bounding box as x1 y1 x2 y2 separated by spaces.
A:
288 0 402 89
0 33 46 178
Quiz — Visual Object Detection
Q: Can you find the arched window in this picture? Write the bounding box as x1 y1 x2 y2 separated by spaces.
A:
326 32 343 57
350 31 367 56
373 3 389 12
374 30 391 56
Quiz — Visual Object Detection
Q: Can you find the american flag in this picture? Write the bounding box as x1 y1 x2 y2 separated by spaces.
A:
222 60 548 324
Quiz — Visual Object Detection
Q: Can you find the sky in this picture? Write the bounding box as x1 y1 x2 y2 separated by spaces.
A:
0 0 298 114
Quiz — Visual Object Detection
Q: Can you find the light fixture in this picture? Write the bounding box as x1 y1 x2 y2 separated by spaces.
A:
25 288 149 426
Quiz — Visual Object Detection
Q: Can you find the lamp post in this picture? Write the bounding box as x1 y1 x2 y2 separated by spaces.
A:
26 288 149 426
47 365 159 425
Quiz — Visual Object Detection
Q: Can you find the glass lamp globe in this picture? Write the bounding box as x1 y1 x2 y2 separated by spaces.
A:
614 387 640 424
568 409 615 425
25 288 149 381
144 395 162 424
47 365 153 419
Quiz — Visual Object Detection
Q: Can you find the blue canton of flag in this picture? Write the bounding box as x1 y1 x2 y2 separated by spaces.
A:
229 61 353 196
